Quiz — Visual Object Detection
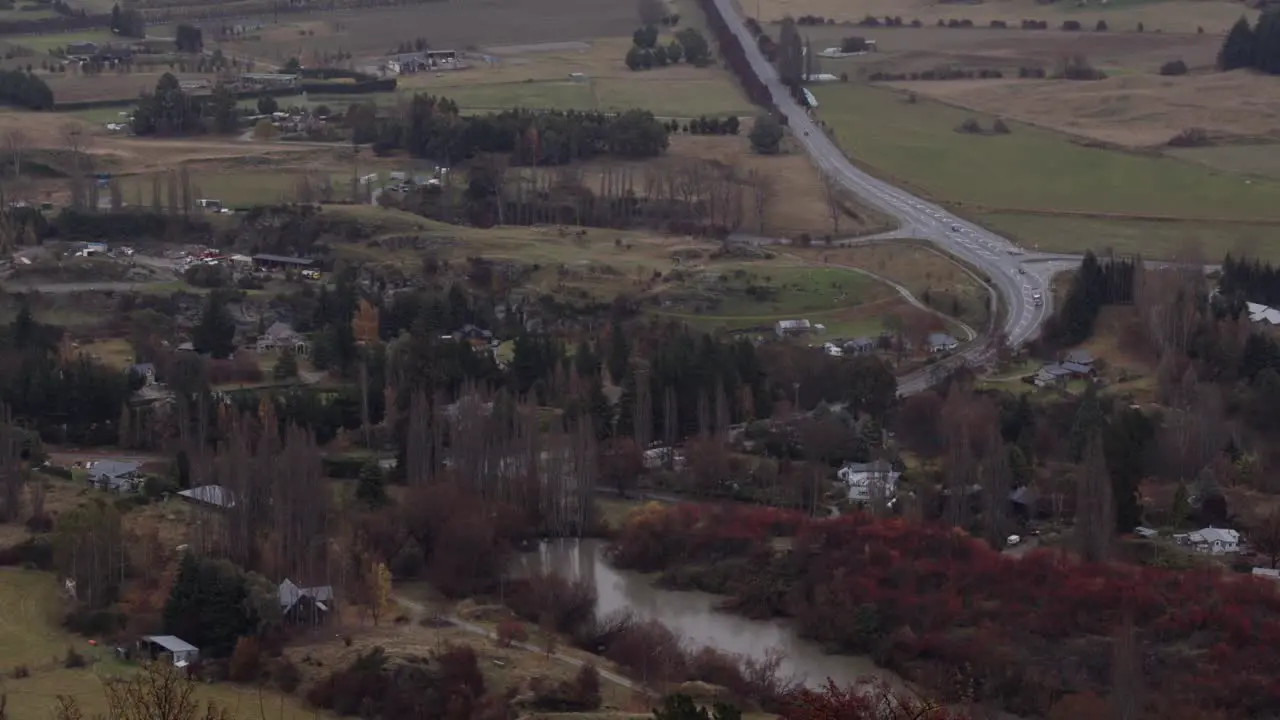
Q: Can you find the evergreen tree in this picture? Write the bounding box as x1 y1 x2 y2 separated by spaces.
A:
163 553 256 658
575 340 600 378
749 113 784 154
607 320 630 383
1219 16 1258 70
589 377 614 440
1171 482 1191 528
11 298 34 347
616 368 637 438
356 460 388 507
273 348 298 380
193 292 236 359
208 83 239 134
1069 382 1104 462
1256 9 1280 74
1102 406 1152 533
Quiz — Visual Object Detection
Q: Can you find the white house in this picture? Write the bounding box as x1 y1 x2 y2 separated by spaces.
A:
1247 302 1280 326
927 333 959 353
837 460 899 503
1184 527 1241 554
1252 567 1280 581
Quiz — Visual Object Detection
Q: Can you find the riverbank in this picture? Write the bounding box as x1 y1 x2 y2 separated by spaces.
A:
516 538 904 691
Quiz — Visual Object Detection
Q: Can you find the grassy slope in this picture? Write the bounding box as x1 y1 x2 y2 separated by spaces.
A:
0 569 326 719
811 83 1280 220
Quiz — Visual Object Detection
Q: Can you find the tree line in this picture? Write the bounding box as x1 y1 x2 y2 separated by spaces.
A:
0 68 53 110
353 94 670 165
1219 10 1280 74
1039 250 1135 349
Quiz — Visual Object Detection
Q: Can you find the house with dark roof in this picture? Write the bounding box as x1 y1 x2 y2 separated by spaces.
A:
844 337 876 354
89 460 142 492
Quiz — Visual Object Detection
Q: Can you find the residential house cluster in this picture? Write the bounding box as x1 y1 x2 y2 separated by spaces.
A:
1032 350 1097 388
256 321 311 356
1174 526 1242 554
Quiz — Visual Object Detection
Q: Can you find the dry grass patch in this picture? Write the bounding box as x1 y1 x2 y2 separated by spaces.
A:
753 0 1249 33
393 36 753 117
890 70 1280 148
286 619 638 710
47 71 219 104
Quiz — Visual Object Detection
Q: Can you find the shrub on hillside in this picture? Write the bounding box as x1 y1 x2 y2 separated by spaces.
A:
1056 54 1106 80
496 619 528 647
505 573 596 635
1167 127 1210 147
1061 20 1081 31
228 636 262 683
63 646 87 669
1160 59 1188 76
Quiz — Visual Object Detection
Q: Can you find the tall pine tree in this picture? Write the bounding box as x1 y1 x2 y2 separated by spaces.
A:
1219 16 1258 70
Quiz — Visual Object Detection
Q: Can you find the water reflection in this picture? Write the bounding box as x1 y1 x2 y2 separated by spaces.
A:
515 538 903 689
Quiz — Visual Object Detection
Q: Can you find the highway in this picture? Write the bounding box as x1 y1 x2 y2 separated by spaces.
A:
711 0 1053 387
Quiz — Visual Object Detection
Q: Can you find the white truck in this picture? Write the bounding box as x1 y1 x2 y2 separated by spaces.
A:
1032 291 1043 307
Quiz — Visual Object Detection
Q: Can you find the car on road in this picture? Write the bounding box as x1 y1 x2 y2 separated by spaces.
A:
1018 267 1026 275
1032 291 1043 306
950 224 960 232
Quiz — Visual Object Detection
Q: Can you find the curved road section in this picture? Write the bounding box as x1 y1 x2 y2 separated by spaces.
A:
712 0 1050 369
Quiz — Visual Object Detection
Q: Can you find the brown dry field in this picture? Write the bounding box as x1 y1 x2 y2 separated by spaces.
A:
45 71 220 104
748 0 1252 34
800 26 1278 148
215 0 642 66
809 26 1224 74
888 70 1280 147
564 132 893 238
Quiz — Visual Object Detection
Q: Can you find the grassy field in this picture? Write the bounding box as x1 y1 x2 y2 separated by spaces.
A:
977 211 1280 264
0 569 326 719
812 83 1280 220
796 241 992 328
391 37 754 118
8 29 117 53
217 0 641 59
1168 143 1280 182
812 83 1280 259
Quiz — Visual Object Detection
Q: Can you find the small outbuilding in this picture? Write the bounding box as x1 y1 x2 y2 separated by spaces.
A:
138 635 199 667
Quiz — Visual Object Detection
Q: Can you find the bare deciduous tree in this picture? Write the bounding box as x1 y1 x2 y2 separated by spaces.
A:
4 129 24 178
822 172 844 237
746 167 776 235
1074 432 1114 563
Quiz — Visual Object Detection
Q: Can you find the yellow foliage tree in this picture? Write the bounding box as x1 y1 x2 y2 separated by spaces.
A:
369 560 391 626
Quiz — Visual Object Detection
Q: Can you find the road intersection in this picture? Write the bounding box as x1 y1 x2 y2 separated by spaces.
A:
711 0 1061 389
